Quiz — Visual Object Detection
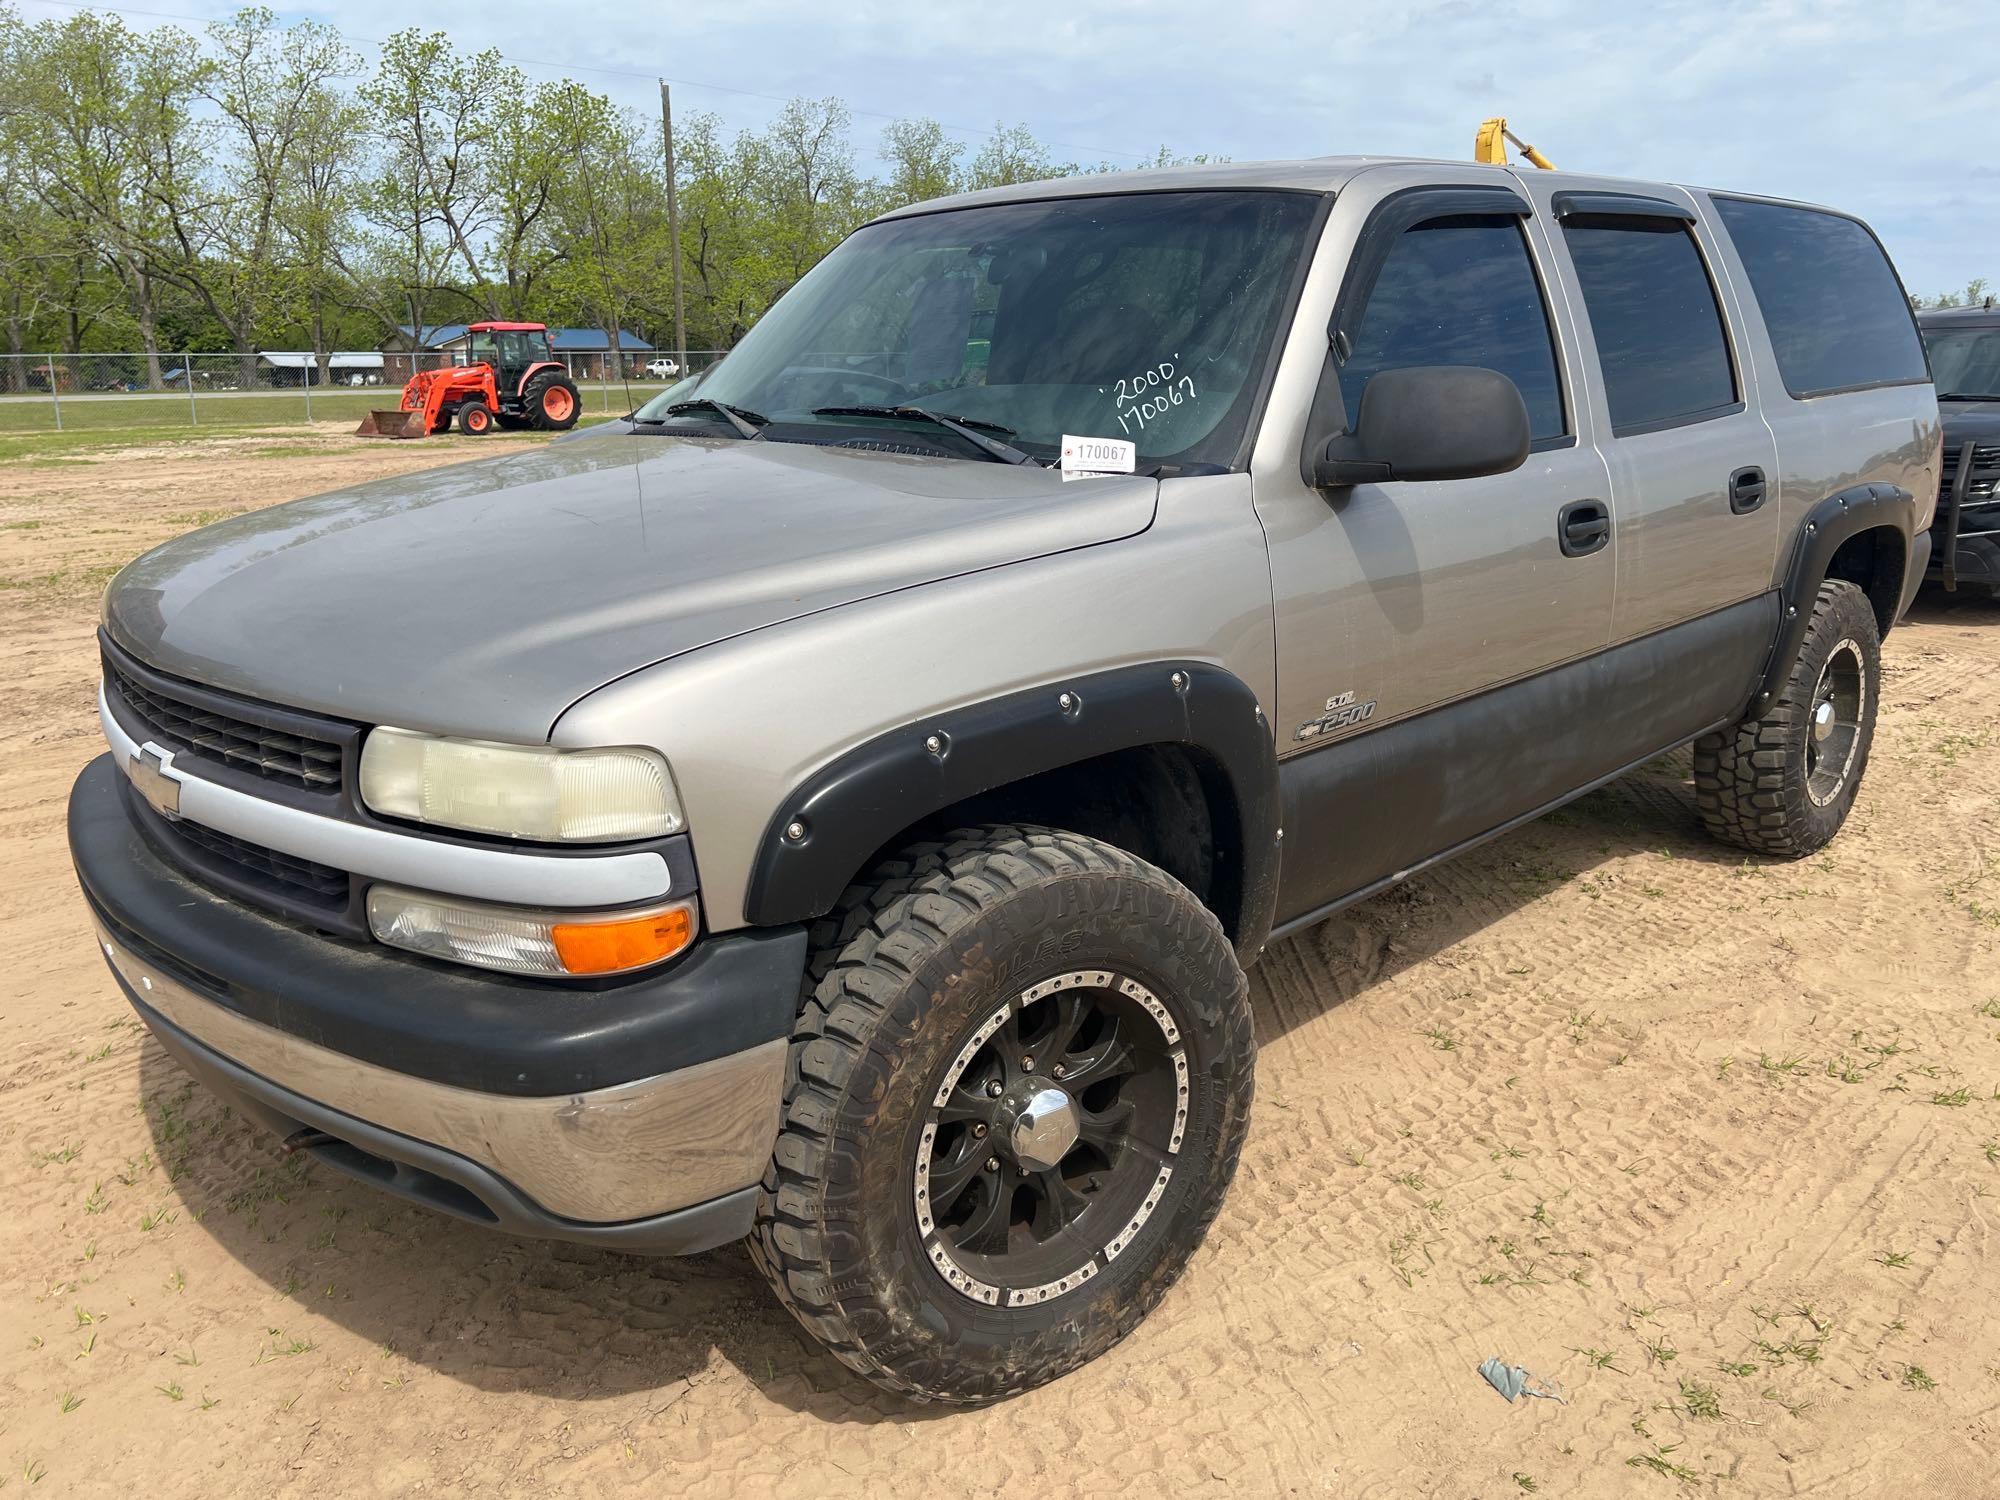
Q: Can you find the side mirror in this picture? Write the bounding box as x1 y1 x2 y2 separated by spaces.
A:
1312 365 1531 488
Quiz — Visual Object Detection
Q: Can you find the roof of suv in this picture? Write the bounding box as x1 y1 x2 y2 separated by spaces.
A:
869 154 1831 224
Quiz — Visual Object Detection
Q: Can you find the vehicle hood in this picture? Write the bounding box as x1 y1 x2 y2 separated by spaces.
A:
1939 399 2000 451
104 434 1157 740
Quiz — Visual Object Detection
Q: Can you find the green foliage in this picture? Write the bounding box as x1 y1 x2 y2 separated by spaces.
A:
0 5 1184 361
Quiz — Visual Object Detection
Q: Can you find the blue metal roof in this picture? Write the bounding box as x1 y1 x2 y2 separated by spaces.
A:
548 327 654 351
392 324 469 347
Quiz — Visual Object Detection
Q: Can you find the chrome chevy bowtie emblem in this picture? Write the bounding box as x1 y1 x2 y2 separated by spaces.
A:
128 745 181 821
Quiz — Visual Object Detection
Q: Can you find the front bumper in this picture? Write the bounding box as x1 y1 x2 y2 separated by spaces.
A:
70 754 805 1252
1926 517 2000 594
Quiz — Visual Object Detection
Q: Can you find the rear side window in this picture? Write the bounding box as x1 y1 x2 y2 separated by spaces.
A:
1713 197 1928 398
1561 218 1737 434
1338 216 1566 443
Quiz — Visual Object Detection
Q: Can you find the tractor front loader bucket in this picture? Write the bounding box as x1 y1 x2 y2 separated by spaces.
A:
356 408 427 439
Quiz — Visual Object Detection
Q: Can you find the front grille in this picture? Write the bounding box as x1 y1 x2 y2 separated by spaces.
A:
106 654 345 793
168 820 350 908
1941 442 2000 490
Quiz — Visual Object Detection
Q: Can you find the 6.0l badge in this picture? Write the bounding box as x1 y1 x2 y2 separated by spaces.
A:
1294 690 1377 743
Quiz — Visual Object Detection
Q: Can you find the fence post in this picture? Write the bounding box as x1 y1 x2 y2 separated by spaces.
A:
186 351 198 426
48 354 64 432
303 358 313 423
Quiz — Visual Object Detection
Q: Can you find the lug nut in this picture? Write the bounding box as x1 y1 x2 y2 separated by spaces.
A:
973 1122 987 1138
1020 1055 1034 1072
985 1156 1000 1173
1052 1063 1067 1080
987 1079 1004 1098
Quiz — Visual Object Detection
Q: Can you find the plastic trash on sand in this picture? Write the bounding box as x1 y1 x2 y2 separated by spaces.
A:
1478 1356 1568 1405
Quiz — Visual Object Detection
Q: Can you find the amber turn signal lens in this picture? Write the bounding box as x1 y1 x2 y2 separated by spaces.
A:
552 905 695 975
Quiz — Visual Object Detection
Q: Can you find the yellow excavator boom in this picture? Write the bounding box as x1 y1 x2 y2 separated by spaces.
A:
1474 116 1556 171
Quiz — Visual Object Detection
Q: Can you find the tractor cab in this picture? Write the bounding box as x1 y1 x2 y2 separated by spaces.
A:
467 322 559 388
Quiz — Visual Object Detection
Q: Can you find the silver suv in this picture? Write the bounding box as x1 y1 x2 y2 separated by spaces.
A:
71 157 1939 1404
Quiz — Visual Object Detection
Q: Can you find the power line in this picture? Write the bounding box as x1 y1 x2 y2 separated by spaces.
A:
17 0 1156 162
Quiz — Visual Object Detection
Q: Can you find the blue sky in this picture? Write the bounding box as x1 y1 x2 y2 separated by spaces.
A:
22 0 1997 300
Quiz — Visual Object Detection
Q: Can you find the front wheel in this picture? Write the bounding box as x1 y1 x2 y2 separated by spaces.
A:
749 825 1254 1405
1694 579 1881 857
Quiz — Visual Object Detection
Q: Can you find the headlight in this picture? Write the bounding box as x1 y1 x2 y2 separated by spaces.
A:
367 885 697 977
359 728 683 843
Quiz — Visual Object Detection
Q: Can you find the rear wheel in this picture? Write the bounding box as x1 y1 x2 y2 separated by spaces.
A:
749 825 1254 1405
523 371 580 431
1694 579 1880 857
456 400 493 435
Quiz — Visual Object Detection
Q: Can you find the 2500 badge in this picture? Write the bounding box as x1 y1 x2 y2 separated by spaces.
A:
1294 690 1377 743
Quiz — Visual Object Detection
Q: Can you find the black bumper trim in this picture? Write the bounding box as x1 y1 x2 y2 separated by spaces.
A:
71 753 807 1096
136 994 755 1255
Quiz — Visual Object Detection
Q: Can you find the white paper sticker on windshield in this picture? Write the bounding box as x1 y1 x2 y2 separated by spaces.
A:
1060 434 1136 475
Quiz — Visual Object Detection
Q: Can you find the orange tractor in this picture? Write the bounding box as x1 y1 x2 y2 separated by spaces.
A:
357 322 583 438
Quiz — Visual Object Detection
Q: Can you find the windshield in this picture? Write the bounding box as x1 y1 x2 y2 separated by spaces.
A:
469 329 553 371
1923 326 2000 398
639 189 1320 467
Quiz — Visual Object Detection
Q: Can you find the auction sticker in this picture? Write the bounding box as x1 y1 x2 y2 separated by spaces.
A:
1060 434 1137 475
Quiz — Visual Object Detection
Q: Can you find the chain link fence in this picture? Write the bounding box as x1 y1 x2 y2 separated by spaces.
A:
0 349 729 435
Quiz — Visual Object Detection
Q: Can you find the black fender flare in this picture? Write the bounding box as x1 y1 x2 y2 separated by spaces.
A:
1749 482 1912 716
742 661 1282 958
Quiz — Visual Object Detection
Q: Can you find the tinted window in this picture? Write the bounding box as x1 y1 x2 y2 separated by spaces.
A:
1338 217 1566 442
1562 218 1736 432
1714 198 1927 398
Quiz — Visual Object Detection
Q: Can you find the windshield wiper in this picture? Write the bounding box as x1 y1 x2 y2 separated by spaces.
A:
1936 392 2000 402
640 398 770 439
812 404 1037 465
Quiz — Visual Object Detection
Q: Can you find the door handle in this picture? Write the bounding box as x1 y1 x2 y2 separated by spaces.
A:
1558 498 1610 558
1729 466 1767 514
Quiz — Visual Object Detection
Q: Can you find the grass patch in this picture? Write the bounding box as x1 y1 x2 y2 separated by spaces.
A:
1678 1377 1724 1419
1626 1444 1697 1481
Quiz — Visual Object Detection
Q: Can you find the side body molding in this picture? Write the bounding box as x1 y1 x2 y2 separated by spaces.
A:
1749 483 1913 716
742 661 1282 956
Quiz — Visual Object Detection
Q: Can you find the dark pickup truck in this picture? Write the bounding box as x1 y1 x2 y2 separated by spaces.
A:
1919 305 2000 594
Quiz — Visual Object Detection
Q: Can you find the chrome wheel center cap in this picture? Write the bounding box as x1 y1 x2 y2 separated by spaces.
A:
1009 1086 1080 1171
1812 698 1837 742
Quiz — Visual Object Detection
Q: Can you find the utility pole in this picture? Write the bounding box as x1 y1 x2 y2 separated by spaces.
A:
659 80 688 377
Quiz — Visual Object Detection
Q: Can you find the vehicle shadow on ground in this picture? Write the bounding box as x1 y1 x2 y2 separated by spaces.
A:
135 746 1752 1423
1903 588 2000 626
1249 745 1758 1047
135 1039 952 1422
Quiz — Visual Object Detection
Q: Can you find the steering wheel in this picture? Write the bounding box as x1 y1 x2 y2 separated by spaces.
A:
778 366 911 403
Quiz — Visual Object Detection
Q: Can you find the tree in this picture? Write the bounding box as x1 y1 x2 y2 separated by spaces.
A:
966 122 1073 190
11 11 206 381
880 118 963 206
154 8 359 382
358 29 506 336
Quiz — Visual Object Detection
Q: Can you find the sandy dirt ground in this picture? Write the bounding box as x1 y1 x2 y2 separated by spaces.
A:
3 428 1997 1497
